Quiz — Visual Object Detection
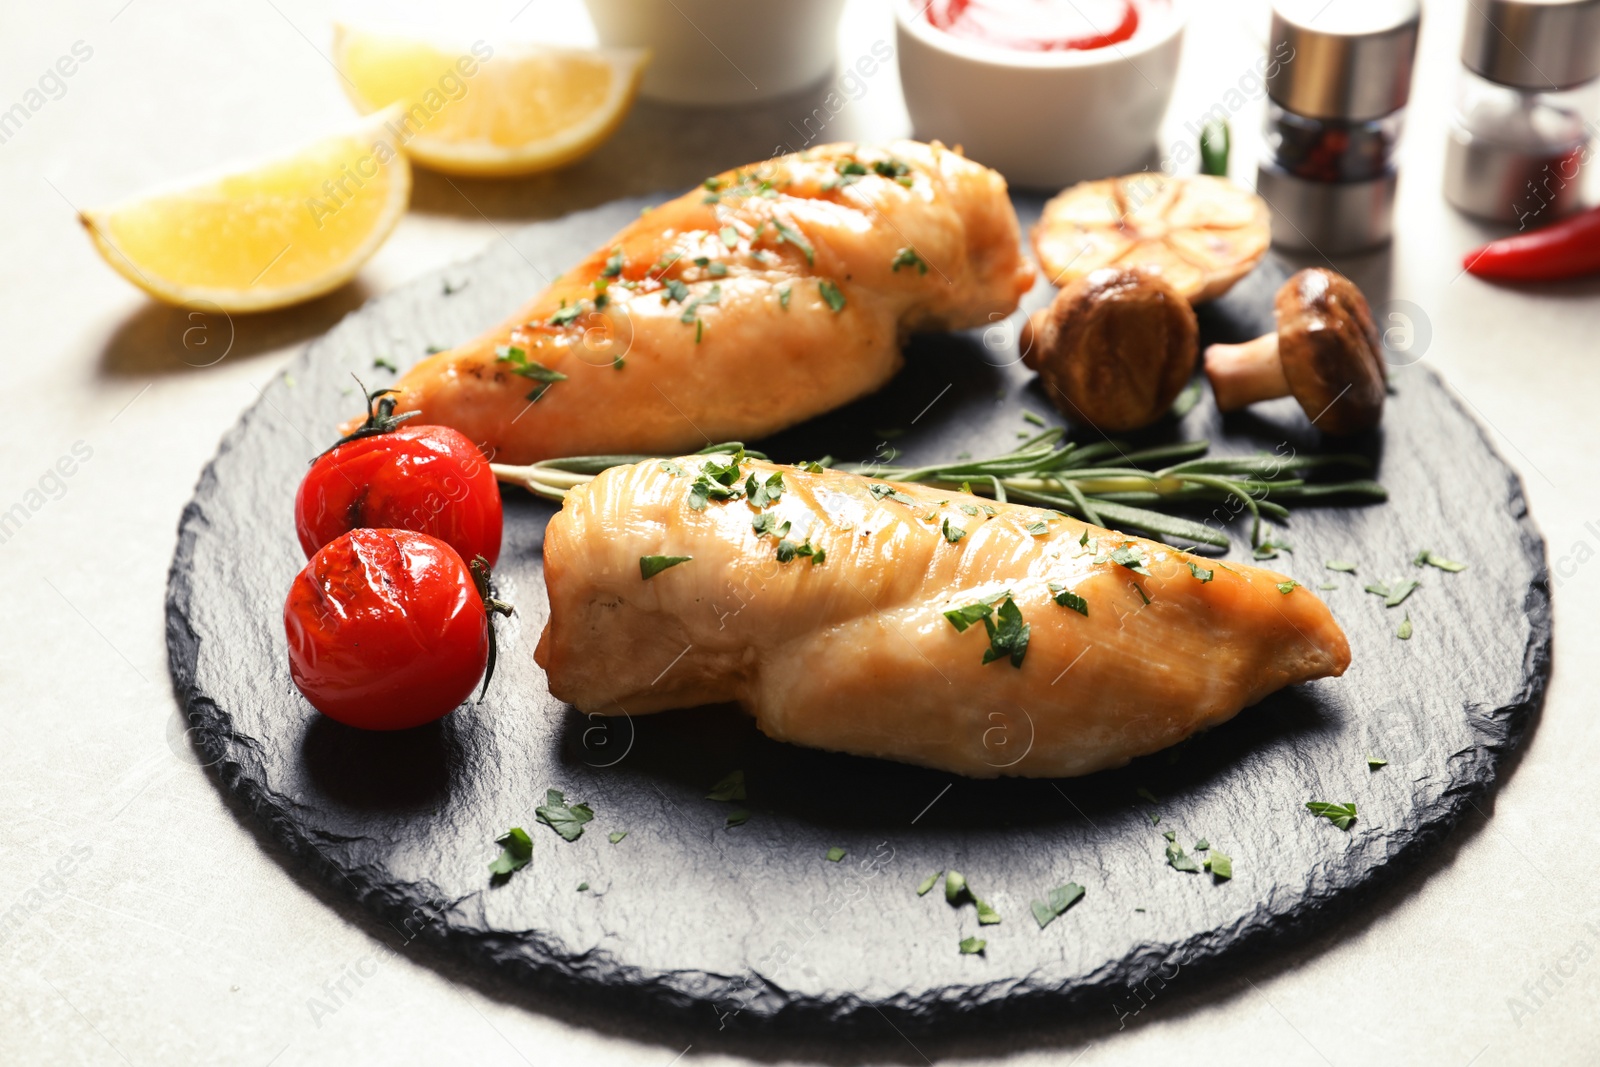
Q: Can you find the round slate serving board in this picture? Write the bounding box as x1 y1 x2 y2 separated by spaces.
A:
166 192 1551 1034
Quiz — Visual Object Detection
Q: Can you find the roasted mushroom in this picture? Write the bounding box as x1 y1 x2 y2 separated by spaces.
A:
1020 267 1198 432
1203 269 1386 434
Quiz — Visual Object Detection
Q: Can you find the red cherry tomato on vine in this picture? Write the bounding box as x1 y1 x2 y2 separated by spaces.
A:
296 422 502 566
284 528 507 730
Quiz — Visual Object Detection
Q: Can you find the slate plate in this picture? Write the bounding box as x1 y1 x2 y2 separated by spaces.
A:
166 192 1551 1034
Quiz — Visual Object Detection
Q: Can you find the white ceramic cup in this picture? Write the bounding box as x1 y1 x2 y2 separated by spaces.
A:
584 0 848 106
894 0 1188 190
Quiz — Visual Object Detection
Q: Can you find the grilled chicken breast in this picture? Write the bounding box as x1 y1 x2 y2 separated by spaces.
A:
367 141 1035 464
535 454 1352 778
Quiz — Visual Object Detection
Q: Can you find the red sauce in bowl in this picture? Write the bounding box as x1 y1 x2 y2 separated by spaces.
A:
924 0 1142 52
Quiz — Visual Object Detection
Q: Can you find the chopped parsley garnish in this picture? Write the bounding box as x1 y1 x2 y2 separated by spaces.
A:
917 871 943 896
892 246 928 274
1367 757 1388 770
601 247 624 278
746 470 784 508
1025 521 1049 536
688 451 746 510
824 159 868 190
944 598 1000 632
819 279 846 312
719 225 739 250
663 278 690 304
752 512 785 537
873 158 911 179
1135 786 1158 805
608 831 628 844
1048 582 1088 616
776 538 824 565
1325 560 1358 573
535 789 594 842
1306 801 1357 830
958 936 986 955
577 882 589 892
1165 838 1200 873
981 596 1029 668
1096 546 1149 575
548 302 584 327
1365 578 1420 607
1414 549 1467 572
825 847 846 862
941 871 1000 924
772 219 814 264
959 504 980 516
707 770 746 802
1277 580 1298 595
1030 882 1085 929
707 262 728 276
1397 613 1413 640
778 286 791 310
659 460 687 477
1318 582 1339 591
703 177 724 192
868 483 918 506
495 345 568 400
372 356 398 372
680 283 722 324
1079 529 1091 548
1188 562 1214 582
1194 839 1209 851
725 809 750 828
1204 849 1232 879
640 555 692 579
941 518 966 543
488 827 532 877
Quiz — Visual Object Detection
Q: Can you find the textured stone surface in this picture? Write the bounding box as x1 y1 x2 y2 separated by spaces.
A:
166 193 1550 1034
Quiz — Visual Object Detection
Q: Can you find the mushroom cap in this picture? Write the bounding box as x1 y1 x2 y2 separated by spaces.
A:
1274 269 1386 435
1026 267 1198 432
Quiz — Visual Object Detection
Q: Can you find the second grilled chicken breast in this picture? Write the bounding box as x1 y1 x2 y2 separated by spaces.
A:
535 454 1351 778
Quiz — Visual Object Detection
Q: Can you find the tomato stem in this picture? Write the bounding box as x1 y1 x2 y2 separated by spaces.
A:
469 555 515 703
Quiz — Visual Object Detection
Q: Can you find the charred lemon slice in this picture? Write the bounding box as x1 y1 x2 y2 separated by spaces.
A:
1032 174 1270 303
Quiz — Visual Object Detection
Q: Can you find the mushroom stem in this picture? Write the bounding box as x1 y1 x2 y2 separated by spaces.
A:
1204 333 1291 412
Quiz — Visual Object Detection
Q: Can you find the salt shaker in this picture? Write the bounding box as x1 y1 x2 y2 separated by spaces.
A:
1444 0 1600 226
1255 0 1422 254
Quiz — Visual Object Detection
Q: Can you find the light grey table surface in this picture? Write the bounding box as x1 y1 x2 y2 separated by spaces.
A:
3 1 1597 1064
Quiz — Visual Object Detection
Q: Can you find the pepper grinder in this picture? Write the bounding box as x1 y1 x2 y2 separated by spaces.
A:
1444 0 1600 225
1255 0 1422 255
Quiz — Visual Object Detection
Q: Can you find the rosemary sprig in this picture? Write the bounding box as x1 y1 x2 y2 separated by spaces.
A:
489 431 1384 553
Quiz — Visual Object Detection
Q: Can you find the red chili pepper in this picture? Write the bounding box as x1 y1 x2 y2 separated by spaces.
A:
1463 205 1600 282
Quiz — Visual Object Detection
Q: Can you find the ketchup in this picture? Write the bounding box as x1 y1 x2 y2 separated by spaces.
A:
925 0 1142 52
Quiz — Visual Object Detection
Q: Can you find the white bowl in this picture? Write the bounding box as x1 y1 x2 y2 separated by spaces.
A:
584 0 847 106
894 0 1188 190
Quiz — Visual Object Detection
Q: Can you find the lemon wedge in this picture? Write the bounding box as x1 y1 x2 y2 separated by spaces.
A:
333 24 648 177
80 109 411 313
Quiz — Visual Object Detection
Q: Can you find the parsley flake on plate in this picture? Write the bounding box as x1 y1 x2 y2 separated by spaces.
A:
772 219 814 264
825 847 846 862
1306 801 1357 830
725 809 750 828
372 356 398 372
488 827 532 877
1414 549 1467 572
958 936 986 955
1325 559 1358 573
608 831 628 844
535 790 594 842
1030 882 1085 930
917 871 943 896
707 770 746 802
1365 578 1420 607
1367 757 1388 770
1397 613 1413 640
640 555 691 579
1204 850 1233 879
1165 839 1200 873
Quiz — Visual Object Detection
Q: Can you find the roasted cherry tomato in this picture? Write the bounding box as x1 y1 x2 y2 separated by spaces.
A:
296 390 502 565
285 528 507 730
